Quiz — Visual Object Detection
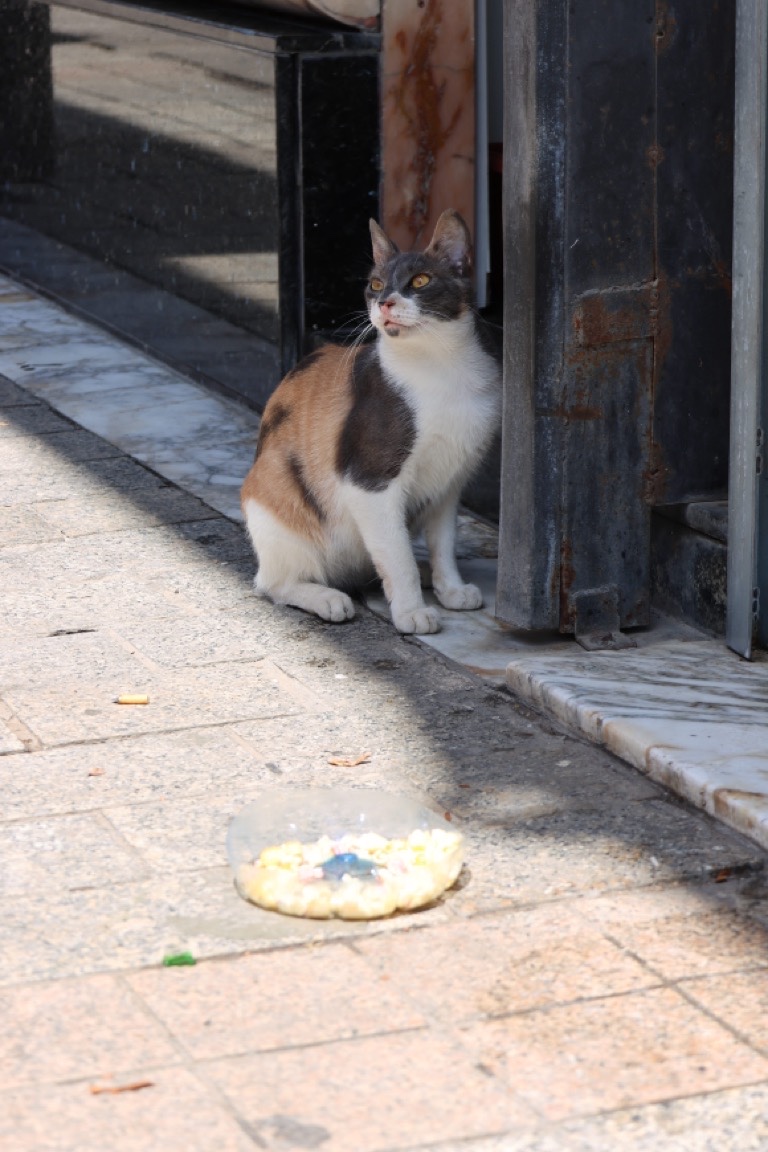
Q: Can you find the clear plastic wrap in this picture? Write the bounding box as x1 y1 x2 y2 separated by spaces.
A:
227 788 464 920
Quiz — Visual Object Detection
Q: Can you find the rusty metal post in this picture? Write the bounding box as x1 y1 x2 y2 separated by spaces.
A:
496 0 566 631
497 0 656 642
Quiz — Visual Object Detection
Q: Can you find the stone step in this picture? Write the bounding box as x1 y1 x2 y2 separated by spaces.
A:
651 500 728 636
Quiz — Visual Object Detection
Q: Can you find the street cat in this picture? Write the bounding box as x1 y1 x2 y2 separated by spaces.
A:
240 209 501 634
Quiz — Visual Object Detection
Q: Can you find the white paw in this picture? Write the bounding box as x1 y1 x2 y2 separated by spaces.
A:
393 605 442 634
435 583 483 611
315 591 355 623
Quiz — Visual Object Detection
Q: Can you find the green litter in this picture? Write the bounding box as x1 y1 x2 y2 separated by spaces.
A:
162 951 196 967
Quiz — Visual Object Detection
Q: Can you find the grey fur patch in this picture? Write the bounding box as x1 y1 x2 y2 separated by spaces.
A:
255 401 291 459
288 453 325 522
336 346 416 492
365 251 472 323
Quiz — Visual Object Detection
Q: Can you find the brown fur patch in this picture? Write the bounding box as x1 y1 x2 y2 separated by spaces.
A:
241 344 355 542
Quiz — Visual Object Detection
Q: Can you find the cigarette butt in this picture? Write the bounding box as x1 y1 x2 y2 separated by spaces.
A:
115 694 150 705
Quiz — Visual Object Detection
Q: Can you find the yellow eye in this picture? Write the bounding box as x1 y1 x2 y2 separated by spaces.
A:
370 277 384 292
411 273 431 289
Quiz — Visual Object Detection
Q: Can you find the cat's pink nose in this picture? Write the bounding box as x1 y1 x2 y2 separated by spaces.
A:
379 298 396 316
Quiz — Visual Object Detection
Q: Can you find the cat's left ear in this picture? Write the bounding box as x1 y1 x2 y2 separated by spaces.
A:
369 219 398 268
425 210 473 277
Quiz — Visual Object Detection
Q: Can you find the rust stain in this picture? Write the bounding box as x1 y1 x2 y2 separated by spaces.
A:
714 128 733 156
642 273 673 504
646 143 665 170
654 0 678 55
651 272 673 381
389 0 467 243
563 404 603 421
712 788 765 822
559 539 576 629
711 257 733 296
573 289 653 348
550 385 604 421
642 463 667 504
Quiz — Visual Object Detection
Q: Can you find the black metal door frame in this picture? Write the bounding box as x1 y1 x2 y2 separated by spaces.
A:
498 0 735 644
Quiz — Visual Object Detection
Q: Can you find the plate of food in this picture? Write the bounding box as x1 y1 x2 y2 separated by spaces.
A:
227 787 464 920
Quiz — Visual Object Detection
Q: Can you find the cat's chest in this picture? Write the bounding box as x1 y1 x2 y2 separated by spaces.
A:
390 354 498 484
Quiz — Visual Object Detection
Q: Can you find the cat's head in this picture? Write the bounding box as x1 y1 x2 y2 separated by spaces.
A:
366 210 474 341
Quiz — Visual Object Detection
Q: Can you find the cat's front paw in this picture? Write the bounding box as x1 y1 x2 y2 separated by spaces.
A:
316 590 356 623
435 583 483 611
392 605 442 634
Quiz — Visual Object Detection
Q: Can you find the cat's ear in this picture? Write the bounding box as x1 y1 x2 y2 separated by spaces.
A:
369 219 398 268
425 210 473 277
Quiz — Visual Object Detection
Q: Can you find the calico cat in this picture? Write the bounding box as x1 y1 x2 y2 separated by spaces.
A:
240 209 501 635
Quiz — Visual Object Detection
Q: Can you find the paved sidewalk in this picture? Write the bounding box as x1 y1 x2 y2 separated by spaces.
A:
3 290 768 1149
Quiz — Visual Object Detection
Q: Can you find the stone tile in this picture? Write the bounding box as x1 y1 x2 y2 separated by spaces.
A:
5 658 320 747
0 338 130 385
0 973 180 1089
410 742 663 822
443 798 762 916
128 943 426 1059
0 403 74 436
32 486 219 536
0 628 155 692
683 969 768 1051
0 721 26 755
419 1138 539 1152
0 546 251 634
0 376 39 406
576 889 768 980
0 813 148 896
104 791 274 873
457 987 768 1122
506 640 768 853
0 866 369 985
352 906 659 1021
0 506 65 548
0 428 122 471
114 612 270 669
0 454 178 505
0 570 196 635
0 294 259 528
59 385 256 458
205 1030 529 1151
535 1084 768 1152
0 727 279 820
0 307 90 351
0 1067 256 1152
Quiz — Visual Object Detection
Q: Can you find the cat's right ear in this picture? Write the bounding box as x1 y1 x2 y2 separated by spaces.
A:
369 219 398 268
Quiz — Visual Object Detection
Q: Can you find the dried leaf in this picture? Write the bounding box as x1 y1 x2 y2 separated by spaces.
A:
88 767 105 777
89 1080 154 1096
327 752 371 767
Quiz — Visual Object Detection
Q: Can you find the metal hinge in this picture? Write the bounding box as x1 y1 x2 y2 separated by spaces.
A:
571 585 638 651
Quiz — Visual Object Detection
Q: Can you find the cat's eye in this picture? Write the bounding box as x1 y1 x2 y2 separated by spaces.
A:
370 277 384 292
411 273 431 289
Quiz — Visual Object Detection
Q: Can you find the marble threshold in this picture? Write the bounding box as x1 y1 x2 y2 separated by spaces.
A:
2 272 768 854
